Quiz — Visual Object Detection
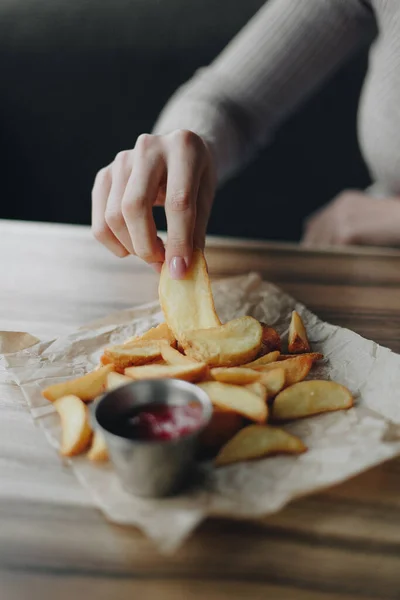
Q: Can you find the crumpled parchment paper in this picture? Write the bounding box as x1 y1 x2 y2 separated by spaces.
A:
2 273 400 553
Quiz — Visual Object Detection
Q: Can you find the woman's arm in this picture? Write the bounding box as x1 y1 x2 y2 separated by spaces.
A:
154 0 375 181
301 189 400 247
91 0 376 278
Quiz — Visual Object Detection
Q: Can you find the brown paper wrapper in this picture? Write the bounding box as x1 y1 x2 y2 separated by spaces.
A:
2 274 400 553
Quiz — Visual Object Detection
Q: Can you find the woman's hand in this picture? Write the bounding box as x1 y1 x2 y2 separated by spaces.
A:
301 190 400 248
91 130 216 278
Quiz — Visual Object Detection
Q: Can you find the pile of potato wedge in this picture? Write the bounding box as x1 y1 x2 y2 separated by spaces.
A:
42 249 353 467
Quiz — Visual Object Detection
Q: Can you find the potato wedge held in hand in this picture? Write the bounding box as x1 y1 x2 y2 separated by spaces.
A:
159 248 220 340
125 362 208 383
88 430 109 462
273 380 354 421
122 322 175 347
54 395 92 457
255 354 313 387
182 316 262 367
106 371 133 391
215 424 306 466
198 381 268 423
103 341 166 370
288 311 310 354
42 364 114 402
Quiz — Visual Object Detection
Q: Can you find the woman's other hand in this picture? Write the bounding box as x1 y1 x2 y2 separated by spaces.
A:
301 190 400 248
91 130 216 278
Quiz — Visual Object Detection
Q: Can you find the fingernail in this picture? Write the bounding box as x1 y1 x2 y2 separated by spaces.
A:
151 262 163 274
169 256 187 279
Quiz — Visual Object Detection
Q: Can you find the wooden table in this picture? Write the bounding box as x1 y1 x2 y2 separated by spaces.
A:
1 219 400 600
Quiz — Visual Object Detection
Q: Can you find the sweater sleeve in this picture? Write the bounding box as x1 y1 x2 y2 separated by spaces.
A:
153 0 376 182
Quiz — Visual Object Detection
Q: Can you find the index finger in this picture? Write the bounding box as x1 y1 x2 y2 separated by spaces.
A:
164 132 204 279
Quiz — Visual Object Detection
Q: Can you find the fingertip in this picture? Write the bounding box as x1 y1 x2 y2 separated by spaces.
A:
150 262 163 274
169 256 188 279
115 246 130 258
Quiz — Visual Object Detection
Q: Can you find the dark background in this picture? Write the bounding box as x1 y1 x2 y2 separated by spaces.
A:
0 0 371 241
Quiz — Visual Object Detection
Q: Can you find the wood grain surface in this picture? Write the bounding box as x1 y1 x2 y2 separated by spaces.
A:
1 219 400 600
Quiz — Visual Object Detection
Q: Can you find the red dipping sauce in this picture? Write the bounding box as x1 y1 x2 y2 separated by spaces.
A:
109 403 203 441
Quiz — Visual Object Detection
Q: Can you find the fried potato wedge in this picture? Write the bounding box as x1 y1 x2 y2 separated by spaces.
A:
279 352 323 363
259 323 282 354
106 371 133 391
255 355 313 387
210 367 261 385
182 316 263 367
42 364 114 402
161 344 198 366
125 362 208 383
199 408 244 450
215 424 306 466
99 354 113 366
159 248 220 340
54 395 92 456
288 311 310 354
198 381 268 423
245 382 268 400
210 366 284 397
103 341 167 370
243 351 280 368
122 322 175 347
87 430 109 462
258 368 286 396
273 380 353 421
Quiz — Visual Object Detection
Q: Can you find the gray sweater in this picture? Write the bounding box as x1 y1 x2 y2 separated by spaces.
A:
154 0 400 196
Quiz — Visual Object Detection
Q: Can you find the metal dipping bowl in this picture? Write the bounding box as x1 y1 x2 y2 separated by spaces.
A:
91 379 212 498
